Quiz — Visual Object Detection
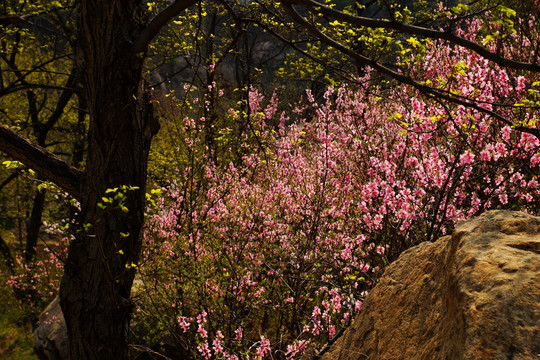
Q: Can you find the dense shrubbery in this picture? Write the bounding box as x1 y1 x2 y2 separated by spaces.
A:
3 226 69 324
132 26 539 358
4 14 539 360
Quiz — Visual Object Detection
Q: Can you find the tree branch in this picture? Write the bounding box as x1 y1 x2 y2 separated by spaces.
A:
39 66 79 143
0 233 14 275
283 0 540 73
0 83 73 98
0 172 19 192
0 124 82 199
131 0 199 56
0 15 30 25
281 2 540 140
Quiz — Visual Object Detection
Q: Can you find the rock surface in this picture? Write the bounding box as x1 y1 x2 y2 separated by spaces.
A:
33 296 69 360
320 210 540 360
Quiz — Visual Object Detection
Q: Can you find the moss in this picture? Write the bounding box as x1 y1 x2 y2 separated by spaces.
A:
0 316 36 360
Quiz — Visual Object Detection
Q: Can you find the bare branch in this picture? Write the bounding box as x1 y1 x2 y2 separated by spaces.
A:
0 15 30 25
0 233 14 274
0 124 82 199
131 0 200 56
0 5 76 28
39 66 80 142
0 83 73 97
0 172 18 192
283 0 540 73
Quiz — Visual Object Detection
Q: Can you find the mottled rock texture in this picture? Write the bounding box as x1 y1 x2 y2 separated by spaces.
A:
320 210 540 360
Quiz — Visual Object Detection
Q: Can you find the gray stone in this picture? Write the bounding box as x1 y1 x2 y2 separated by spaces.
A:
33 296 69 360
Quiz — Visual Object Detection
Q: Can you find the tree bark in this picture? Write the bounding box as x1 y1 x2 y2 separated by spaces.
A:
24 184 46 263
0 233 15 274
0 1 195 357
59 1 158 359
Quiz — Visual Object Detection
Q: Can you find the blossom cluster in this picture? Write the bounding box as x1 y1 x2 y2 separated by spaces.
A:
135 31 538 357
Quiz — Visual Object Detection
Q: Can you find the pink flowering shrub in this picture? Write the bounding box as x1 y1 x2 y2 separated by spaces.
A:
134 30 538 357
4 13 538 359
3 232 69 323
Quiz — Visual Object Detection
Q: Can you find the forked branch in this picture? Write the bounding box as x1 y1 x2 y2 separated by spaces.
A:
0 15 30 25
132 0 200 56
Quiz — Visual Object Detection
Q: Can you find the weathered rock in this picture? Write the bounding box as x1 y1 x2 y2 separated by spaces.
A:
33 296 70 360
320 210 540 360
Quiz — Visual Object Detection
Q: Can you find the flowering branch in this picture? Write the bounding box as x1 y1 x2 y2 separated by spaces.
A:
282 0 540 72
281 2 540 140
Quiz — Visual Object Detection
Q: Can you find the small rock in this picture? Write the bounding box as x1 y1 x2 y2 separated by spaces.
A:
33 296 70 360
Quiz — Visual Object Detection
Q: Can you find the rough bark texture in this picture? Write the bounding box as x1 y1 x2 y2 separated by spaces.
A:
319 210 540 360
0 233 15 273
58 1 158 359
25 185 46 262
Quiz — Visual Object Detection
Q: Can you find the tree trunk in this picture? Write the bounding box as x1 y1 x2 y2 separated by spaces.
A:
59 1 158 358
0 233 15 274
24 184 46 263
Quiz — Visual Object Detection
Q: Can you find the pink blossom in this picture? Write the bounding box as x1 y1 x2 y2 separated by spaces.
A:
459 151 475 165
197 341 211 359
495 142 507 158
256 336 271 358
177 316 191 332
328 325 336 338
501 126 512 142
531 153 540 167
132 18 540 359
234 327 243 341
198 325 208 338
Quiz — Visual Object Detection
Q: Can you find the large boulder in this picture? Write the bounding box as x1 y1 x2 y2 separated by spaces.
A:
320 210 540 360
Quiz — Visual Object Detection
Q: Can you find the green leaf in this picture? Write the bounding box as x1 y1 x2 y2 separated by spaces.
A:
2 160 22 169
406 37 420 48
